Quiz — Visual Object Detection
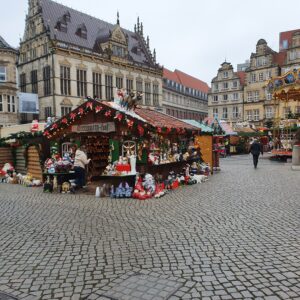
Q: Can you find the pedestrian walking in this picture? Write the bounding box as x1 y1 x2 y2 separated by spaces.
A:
249 138 263 168
74 145 91 189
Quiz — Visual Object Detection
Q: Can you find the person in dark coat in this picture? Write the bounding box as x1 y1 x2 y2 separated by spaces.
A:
249 139 263 168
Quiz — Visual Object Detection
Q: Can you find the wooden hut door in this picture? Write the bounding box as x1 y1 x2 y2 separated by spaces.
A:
27 146 43 180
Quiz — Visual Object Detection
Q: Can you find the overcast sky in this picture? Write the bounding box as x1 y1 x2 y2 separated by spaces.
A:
2 0 300 85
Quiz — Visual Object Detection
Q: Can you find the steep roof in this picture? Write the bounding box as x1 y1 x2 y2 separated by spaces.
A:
163 68 209 93
0 36 17 52
279 29 300 51
40 0 156 67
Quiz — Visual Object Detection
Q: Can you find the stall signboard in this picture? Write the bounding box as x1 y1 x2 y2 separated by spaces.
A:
71 122 116 133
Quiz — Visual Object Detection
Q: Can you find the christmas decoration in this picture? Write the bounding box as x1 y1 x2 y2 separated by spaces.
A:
95 105 103 113
105 110 112 117
70 112 76 120
78 108 84 115
114 112 123 122
138 124 144 136
127 119 134 128
86 102 93 110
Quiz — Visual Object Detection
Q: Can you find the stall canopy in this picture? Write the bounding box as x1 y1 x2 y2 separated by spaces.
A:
203 117 237 135
182 120 213 133
234 126 258 137
43 99 199 138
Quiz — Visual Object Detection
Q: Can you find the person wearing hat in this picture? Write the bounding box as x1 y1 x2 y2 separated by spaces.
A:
249 138 263 168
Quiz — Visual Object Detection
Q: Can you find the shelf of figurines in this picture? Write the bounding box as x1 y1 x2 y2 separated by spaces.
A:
95 162 211 200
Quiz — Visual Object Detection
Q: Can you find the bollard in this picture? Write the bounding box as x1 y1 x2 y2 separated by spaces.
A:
292 145 300 170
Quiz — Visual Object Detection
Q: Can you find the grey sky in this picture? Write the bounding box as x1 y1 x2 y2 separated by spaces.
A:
2 0 300 85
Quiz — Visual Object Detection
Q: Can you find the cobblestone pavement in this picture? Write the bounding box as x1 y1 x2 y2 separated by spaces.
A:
0 155 299 300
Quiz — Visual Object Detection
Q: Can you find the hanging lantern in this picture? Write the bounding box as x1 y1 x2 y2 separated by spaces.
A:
95 105 103 113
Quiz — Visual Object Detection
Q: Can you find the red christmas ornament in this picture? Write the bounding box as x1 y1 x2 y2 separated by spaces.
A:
86 102 93 110
157 127 162 133
70 112 76 120
176 128 181 133
105 110 112 117
166 127 171 134
78 108 84 115
51 123 58 130
127 119 134 128
95 105 103 113
114 112 123 121
43 131 49 136
61 118 68 124
138 125 144 136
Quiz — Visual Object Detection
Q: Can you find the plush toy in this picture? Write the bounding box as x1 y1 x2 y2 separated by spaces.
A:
61 182 70 193
143 173 156 196
31 120 39 132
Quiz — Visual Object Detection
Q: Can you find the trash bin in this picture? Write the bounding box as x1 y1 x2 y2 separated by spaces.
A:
292 145 300 170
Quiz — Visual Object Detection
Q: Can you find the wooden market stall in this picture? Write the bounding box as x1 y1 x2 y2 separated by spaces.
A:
43 99 204 194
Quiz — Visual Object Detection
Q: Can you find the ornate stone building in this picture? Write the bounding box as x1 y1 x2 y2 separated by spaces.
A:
162 68 208 121
243 39 283 127
0 36 18 127
18 0 162 121
208 62 245 125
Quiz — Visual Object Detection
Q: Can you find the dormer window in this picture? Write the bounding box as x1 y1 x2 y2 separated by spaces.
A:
55 21 67 33
76 24 87 39
63 11 71 22
112 45 125 57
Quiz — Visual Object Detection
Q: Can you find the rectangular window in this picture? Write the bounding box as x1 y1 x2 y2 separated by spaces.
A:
136 80 143 93
145 82 151 106
253 109 260 121
43 44 48 55
31 70 38 93
214 83 218 92
126 78 133 92
105 74 113 100
254 91 259 101
223 94 228 101
233 93 238 101
232 81 238 88
266 107 273 119
284 107 291 119
92 72 102 99
259 73 264 81
61 106 72 116
116 77 123 89
20 73 26 92
76 69 87 97
43 66 51 96
0 66 6 82
232 106 239 118
8 96 13 113
251 73 256 83
45 107 52 118
222 107 228 119
213 95 218 102
223 82 228 90
266 91 272 100
247 110 252 121
223 71 228 78
0 95 3 111
247 91 253 102
153 84 159 107
60 66 71 95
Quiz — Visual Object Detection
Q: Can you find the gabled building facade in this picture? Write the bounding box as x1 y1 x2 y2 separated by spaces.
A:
243 39 283 127
18 0 163 121
0 36 18 127
162 68 208 121
208 62 245 125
